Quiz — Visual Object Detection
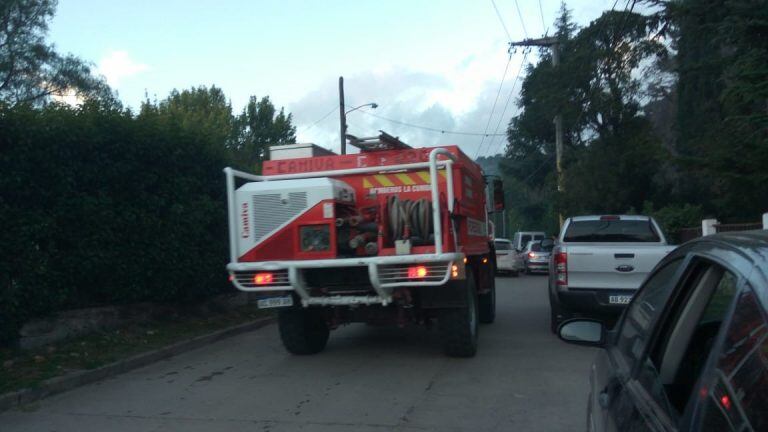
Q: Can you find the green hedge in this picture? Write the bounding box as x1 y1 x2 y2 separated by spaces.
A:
0 102 232 344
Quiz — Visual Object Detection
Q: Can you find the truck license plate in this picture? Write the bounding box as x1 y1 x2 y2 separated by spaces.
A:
609 295 632 305
257 296 294 309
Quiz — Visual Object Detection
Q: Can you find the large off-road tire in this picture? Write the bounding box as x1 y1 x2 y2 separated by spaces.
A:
278 307 330 355
439 269 479 357
479 268 496 324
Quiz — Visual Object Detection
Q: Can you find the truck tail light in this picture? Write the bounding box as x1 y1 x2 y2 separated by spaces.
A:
555 252 567 286
408 266 428 279
253 272 274 285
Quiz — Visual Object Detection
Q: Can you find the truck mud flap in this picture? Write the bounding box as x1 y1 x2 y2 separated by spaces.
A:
418 281 468 309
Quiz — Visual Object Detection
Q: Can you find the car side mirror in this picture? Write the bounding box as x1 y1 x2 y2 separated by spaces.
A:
558 319 606 347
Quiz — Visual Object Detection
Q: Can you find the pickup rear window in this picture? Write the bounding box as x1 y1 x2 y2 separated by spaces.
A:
530 243 553 252
563 220 661 243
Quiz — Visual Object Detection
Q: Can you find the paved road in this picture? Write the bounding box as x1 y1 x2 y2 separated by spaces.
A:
1 275 596 431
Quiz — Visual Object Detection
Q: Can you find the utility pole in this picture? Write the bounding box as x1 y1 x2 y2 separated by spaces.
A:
509 37 565 226
339 76 347 155
502 209 507 238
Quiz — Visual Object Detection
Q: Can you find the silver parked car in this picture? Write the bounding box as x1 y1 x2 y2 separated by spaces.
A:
522 239 553 274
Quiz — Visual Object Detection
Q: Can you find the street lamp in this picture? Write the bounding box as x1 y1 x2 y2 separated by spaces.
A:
346 102 378 115
339 76 378 155
341 102 378 155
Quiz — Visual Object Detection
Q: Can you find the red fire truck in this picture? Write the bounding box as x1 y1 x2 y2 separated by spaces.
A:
224 132 503 357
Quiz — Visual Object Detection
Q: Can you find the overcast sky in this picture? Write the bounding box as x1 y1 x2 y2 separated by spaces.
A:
49 0 618 157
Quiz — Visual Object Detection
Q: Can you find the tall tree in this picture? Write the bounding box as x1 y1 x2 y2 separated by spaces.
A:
502 3 669 229
674 0 768 219
0 0 109 107
143 85 236 150
233 96 296 170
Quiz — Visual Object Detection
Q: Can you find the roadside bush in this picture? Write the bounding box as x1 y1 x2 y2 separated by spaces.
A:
0 102 232 345
642 202 703 244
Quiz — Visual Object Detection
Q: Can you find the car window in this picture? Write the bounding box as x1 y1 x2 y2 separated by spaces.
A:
616 259 683 371
563 219 661 242
530 243 542 252
494 241 511 251
698 286 768 431
634 264 739 422
520 235 532 248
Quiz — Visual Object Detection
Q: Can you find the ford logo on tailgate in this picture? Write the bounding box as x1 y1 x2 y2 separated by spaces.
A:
616 264 634 273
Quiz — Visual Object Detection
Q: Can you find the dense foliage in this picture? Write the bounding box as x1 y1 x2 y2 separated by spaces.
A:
500 0 767 237
0 0 110 106
0 88 296 344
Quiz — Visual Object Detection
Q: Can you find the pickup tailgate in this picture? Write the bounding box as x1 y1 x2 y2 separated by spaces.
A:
566 244 675 290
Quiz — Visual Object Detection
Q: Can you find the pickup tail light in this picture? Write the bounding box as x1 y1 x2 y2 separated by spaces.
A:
555 252 567 286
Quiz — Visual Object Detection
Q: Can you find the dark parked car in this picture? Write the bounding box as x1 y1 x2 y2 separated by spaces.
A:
558 231 768 432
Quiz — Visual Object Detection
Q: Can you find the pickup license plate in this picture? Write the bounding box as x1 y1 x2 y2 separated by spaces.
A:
609 295 633 305
257 296 293 309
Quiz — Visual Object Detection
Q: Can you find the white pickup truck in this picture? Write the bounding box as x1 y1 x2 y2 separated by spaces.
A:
548 215 677 332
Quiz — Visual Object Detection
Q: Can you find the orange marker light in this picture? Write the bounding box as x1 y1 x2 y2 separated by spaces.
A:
254 273 273 285
463 257 468 264
482 257 488 264
408 266 428 279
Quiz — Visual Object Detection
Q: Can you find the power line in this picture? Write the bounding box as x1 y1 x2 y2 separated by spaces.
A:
474 54 514 158
490 0 513 41
513 0 529 38
487 51 530 156
299 105 337 133
482 50 531 157
538 0 548 36
359 110 507 137
522 154 555 184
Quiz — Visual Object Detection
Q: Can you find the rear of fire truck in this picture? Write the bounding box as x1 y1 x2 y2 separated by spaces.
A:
224 132 503 357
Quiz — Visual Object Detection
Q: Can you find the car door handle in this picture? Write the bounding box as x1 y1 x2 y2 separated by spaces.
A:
598 378 621 409
614 253 635 259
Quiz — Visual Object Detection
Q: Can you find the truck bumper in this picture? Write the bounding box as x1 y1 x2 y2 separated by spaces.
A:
227 253 465 307
526 261 549 273
556 287 637 315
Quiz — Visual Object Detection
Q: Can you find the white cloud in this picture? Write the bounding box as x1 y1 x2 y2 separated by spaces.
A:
96 50 149 87
289 49 530 158
50 87 85 107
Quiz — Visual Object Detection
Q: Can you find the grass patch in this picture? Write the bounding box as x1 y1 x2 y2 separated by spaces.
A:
0 304 271 395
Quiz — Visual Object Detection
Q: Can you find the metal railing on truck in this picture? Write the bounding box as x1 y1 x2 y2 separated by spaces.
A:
223 148 465 307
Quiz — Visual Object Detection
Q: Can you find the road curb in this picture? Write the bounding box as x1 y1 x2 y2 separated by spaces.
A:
0 316 275 413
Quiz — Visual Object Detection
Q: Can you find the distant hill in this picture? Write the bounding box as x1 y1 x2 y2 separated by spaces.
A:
474 155 503 177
